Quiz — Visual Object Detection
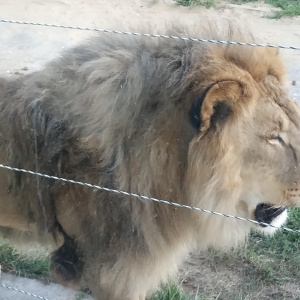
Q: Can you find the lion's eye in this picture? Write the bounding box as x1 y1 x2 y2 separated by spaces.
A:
268 135 284 146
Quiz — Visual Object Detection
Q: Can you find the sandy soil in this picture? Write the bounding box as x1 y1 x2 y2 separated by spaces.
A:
0 0 299 97
0 0 300 299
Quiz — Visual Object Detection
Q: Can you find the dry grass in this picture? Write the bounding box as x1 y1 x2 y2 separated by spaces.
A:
1 208 299 299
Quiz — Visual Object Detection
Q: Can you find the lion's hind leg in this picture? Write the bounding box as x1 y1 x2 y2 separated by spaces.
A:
0 213 35 232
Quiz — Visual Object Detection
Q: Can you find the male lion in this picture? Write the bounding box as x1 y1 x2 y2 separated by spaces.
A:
0 21 300 300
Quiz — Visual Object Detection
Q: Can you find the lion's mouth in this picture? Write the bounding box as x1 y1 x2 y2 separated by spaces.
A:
254 204 286 227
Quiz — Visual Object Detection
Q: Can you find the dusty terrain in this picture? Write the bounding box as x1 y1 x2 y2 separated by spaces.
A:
0 0 300 299
0 0 299 97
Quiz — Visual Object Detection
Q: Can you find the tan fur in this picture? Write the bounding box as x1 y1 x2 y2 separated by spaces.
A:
0 21 300 299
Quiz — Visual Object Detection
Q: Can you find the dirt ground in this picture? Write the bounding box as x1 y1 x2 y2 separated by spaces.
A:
0 0 300 299
0 0 299 96
179 251 300 299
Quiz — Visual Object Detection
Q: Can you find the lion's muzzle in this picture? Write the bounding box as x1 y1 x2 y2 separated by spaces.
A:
254 203 286 228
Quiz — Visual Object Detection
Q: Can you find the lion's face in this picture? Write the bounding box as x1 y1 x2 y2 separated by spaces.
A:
187 68 300 245
239 75 300 234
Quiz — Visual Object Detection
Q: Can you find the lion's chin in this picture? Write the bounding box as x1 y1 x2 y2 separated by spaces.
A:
254 203 288 235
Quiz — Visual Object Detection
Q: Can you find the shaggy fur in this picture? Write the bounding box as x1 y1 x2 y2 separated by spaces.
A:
1 21 300 299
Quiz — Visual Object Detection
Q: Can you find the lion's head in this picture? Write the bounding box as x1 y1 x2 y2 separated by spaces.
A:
61 26 300 251
185 43 300 248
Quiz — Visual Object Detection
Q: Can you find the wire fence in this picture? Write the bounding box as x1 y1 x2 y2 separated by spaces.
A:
1 19 300 51
0 283 50 300
1 163 300 300
0 17 300 300
0 163 299 234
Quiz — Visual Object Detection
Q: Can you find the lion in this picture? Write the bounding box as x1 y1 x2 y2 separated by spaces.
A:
0 20 300 300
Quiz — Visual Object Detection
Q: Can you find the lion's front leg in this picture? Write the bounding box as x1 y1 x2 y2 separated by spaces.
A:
50 233 84 290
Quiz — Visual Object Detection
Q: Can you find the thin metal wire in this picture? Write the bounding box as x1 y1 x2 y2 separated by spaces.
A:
0 163 299 235
0 283 50 300
1 19 300 51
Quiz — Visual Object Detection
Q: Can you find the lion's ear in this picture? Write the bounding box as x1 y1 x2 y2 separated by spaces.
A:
189 80 254 132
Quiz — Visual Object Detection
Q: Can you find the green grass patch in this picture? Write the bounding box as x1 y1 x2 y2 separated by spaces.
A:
231 0 300 18
245 207 300 283
150 284 205 300
151 284 191 300
75 290 92 300
176 0 300 18
0 240 49 280
175 0 217 8
266 0 300 18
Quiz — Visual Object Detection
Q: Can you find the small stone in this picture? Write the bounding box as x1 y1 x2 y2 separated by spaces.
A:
292 80 296 86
